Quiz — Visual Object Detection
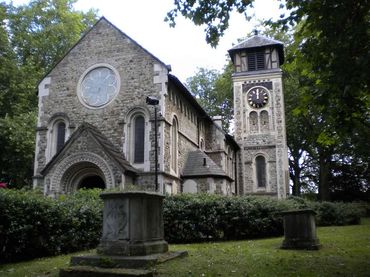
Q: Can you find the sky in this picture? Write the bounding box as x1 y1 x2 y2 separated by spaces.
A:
9 0 283 82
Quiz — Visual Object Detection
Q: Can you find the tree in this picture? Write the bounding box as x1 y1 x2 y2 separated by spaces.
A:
165 0 254 47
0 0 98 187
8 0 97 72
0 112 37 188
0 2 18 117
186 65 233 131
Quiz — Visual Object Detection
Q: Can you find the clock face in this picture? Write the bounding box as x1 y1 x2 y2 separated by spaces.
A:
80 67 118 107
247 86 269 108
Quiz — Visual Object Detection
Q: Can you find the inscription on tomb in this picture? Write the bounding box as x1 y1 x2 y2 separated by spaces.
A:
102 199 128 240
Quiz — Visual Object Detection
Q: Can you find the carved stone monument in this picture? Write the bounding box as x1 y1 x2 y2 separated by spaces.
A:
281 209 321 250
61 192 186 276
97 191 168 256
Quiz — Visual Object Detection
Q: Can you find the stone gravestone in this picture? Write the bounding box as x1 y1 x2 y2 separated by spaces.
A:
60 191 187 276
97 191 168 256
281 209 321 250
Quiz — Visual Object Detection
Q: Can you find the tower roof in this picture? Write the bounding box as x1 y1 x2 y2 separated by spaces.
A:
228 34 284 65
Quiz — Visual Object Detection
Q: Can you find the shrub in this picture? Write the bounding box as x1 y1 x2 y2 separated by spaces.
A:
0 190 365 262
308 201 363 226
0 189 103 263
163 194 299 243
163 194 365 243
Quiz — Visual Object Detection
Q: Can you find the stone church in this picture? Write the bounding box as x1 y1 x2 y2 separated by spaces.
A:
32 17 289 199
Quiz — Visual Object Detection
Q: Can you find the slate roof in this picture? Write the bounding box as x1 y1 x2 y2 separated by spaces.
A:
182 150 232 180
228 34 284 65
41 122 139 176
229 35 283 51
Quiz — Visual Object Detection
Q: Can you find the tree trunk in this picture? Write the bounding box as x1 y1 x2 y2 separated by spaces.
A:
289 156 302 196
318 153 331 201
293 174 301 196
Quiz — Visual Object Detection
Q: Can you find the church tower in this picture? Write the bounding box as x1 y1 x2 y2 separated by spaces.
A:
228 34 289 198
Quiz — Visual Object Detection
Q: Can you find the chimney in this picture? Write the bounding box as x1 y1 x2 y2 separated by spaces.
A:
212 115 222 128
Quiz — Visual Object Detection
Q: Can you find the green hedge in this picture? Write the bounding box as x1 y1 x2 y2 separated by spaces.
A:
0 190 366 262
163 194 365 243
0 189 103 263
164 194 291 242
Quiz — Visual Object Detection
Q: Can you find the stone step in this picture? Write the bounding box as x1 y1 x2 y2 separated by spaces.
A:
59 266 153 277
70 251 188 269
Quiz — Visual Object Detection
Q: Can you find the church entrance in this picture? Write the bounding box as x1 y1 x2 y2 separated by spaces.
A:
78 175 105 190
60 161 108 193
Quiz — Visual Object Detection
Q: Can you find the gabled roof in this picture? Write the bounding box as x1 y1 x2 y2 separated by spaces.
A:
228 34 284 65
182 150 232 181
41 122 139 176
38 16 168 88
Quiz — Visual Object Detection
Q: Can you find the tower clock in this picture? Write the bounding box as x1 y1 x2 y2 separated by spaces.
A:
228 34 289 199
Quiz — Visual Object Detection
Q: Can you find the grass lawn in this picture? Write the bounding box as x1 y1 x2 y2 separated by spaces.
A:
1 219 370 277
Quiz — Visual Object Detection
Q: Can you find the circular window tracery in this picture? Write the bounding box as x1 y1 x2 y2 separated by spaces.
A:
78 64 120 108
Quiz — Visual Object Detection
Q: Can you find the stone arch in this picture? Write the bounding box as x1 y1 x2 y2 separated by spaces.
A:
253 152 269 190
63 162 106 193
46 113 71 162
249 111 258 132
260 110 269 132
123 106 150 171
47 112 71 125
51 152 115 193
171 115 179 174
183 179 197 193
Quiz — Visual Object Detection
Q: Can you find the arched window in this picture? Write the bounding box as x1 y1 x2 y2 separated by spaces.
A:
47 117 69 161
256 156 267 188
183 179 197 193
171 117 178 173
249 111 258 132
260 110 269 132
134 115 145 163
200 138 205 150
56 121 66 153
124 108 149 170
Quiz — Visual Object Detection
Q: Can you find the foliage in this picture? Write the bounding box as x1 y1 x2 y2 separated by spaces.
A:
186 66 233 131
0 111 37 188
288 196 364 226
163 194 363 243
7 0 97 72
165 0 254 47
0 0 98 187
0 189 103 263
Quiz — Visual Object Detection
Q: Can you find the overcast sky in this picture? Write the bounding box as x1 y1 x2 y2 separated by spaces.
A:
10 0 282 82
